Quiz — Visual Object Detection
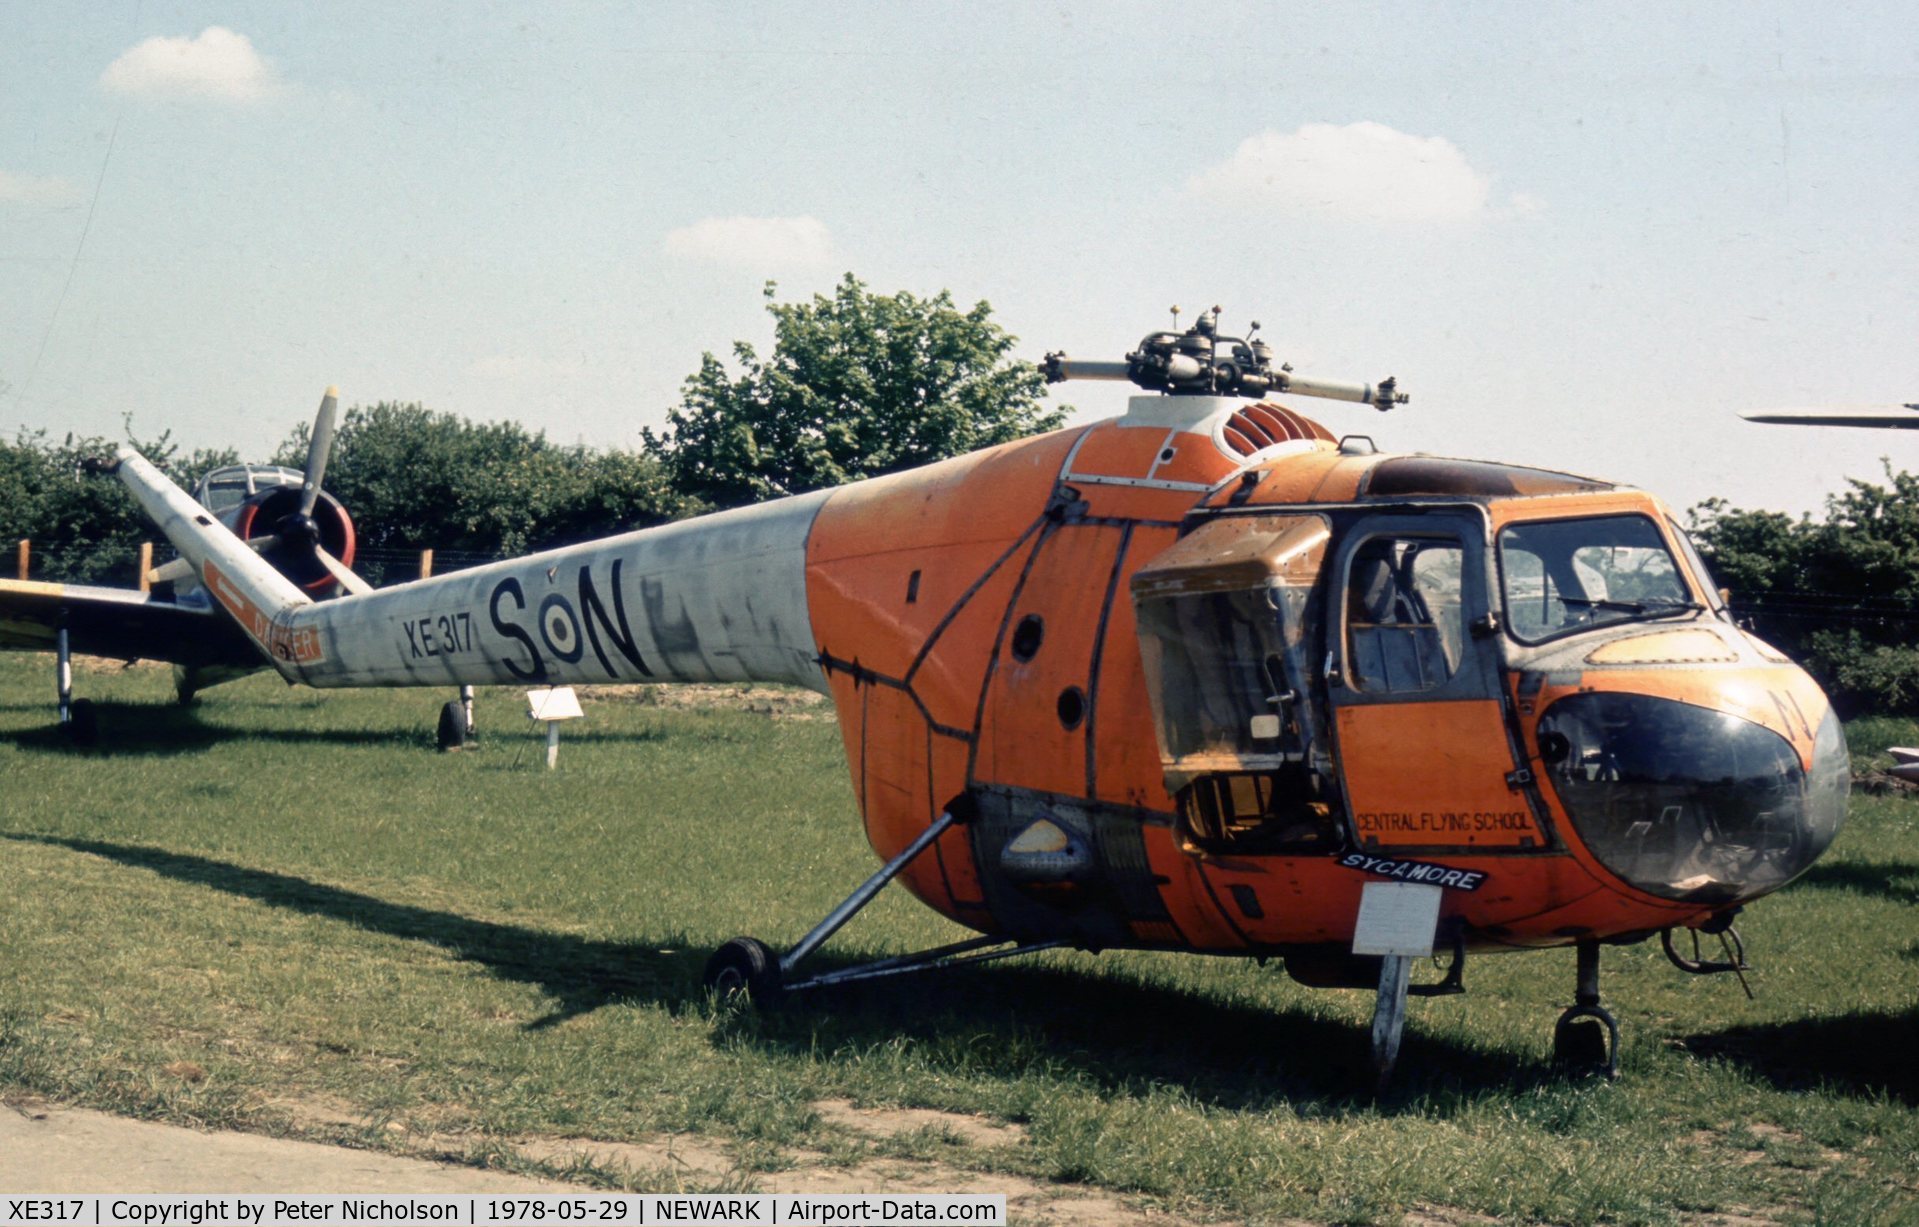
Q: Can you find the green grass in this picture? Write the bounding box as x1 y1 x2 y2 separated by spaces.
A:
0 654 1914 1224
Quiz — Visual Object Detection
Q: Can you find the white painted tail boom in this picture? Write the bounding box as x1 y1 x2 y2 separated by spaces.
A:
116 446 830 693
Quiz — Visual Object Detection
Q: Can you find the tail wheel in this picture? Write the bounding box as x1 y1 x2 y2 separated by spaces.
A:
703 937 783 1008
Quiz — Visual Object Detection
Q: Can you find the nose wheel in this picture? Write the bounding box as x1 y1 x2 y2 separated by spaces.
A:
1552 939 1620 1077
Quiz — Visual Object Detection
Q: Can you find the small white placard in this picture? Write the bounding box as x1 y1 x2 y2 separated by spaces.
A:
1248 713 1282 740
1351 881 1443 957
525 686 584 721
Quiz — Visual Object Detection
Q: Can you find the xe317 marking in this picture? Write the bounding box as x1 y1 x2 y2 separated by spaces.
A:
487 558 654 682
403 611 475 660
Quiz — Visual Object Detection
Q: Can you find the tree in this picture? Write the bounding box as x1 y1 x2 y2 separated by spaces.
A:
645 275 1067 508
275 403 692 581
1691 464 1919 716
0 425 236 585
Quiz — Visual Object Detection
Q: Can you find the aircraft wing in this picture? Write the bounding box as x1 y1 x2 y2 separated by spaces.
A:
0 578 264 667
1742 405 1919 429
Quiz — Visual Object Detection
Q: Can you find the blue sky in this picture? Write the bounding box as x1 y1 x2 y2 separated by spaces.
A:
4 2 1915 517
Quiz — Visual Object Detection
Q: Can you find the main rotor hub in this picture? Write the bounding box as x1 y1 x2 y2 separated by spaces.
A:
1039 306 1409 412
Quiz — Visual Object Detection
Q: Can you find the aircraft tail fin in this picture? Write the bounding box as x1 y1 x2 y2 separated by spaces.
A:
114 445 317 674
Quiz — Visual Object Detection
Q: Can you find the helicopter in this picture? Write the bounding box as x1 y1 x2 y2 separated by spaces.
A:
94 307 1848 1086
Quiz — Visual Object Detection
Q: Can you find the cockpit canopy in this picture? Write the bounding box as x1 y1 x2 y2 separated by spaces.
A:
193 464 307 515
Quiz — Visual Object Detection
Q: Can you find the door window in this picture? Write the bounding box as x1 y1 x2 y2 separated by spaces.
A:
1345 536 1466 693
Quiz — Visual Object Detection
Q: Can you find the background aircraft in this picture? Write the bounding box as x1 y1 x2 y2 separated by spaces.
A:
1743 404 1919 429
27 313 1854 1087
0 391 476 745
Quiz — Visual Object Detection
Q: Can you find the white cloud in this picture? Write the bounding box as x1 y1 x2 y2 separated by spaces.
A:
100 27 279 102
662 215 834 269
1187 121 1536 223
0 171 82 206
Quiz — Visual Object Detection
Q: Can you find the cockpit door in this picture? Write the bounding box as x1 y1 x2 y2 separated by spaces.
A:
1130 513 1342 854
1327 511 1548 854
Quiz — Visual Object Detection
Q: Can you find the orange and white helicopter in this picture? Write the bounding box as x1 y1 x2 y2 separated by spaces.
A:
76 308 1849 1084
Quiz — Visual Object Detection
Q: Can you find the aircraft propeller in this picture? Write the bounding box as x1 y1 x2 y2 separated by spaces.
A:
148 388 373 596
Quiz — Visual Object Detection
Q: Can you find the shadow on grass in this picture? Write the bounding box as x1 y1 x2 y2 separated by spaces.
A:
1789 859 1919 906
1681 1005 1919 1105
0 703 670 756
2 832 705 1029
4 833 1566 1111
727 959 1557 1113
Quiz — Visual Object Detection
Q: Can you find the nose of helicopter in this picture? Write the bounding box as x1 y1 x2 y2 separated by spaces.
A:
1533 682 1849 906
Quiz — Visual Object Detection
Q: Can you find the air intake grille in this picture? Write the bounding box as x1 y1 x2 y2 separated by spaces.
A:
1220 403 1337 456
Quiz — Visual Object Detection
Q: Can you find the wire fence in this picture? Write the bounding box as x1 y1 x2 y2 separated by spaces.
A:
11 537 515 589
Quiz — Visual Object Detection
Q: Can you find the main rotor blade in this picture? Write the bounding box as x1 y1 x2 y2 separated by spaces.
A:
314 546 374 597
298 386 340 518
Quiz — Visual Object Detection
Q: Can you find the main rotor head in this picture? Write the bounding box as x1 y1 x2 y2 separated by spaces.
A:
1040 306 1409 412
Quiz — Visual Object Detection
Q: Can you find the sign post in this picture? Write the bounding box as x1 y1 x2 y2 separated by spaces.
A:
1352 880 1444 1092
525 686 584 769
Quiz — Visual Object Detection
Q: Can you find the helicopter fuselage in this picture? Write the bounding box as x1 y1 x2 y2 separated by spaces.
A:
804 394 1846 965
122 393 1846 969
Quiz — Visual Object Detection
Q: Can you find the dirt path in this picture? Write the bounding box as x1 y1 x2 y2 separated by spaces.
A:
0 1100 1217 1224
0 1102 565 1193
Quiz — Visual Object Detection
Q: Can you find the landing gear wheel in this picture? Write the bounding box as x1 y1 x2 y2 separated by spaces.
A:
66 698 99 748
1552 1005 1620 1078
436 699 468 751
703 937 783 1008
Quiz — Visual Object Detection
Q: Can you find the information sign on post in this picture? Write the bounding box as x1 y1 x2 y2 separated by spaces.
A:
526 686 585 769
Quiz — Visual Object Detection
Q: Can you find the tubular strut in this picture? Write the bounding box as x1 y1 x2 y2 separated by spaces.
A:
782 808 1065 992
56 625 71 726
1661 926 1754 999
711 807 1065 1003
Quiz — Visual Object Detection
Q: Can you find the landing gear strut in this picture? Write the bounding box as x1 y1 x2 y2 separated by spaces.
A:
437 686 477 751
1552 939 1620 1077
1370 954 1412 1094
55 626 97 747
703 804 1064 1005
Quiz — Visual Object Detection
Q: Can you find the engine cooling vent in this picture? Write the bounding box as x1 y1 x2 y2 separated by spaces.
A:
1219 403 1337 457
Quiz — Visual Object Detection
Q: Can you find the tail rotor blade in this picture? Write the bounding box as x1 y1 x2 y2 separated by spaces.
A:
298 386 340 517
314 546 374 597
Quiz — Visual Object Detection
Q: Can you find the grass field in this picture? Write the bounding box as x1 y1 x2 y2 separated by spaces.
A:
0 653 1914 1224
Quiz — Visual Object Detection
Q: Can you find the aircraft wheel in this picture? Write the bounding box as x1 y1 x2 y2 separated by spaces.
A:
703 937 783 1008
1552 1005 1620 1078
436 700 468 751
66 699 100 748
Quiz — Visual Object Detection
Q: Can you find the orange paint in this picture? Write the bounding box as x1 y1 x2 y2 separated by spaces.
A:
797 397 1847 968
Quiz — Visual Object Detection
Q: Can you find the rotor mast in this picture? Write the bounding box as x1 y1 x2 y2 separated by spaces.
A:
1040 305 1410 412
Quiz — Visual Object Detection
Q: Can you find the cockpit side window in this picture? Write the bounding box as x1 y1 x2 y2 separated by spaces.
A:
1345 535 1465 692
1666 517 1729 617
1499 514 1694 645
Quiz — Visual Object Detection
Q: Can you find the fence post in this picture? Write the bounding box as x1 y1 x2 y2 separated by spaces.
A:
418 548 434 580
137 542 153 594
15 539 27 581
